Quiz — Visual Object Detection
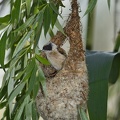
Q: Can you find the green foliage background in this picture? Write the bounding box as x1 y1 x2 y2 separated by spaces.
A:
0 0 64 119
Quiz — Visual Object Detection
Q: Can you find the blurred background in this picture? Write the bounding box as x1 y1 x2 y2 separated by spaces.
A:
0 0 120 119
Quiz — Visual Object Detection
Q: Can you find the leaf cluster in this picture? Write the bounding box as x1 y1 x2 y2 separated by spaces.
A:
84 0 111 15
0 0 64 119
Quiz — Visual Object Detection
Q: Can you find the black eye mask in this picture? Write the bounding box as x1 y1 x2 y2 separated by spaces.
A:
42 43 52 51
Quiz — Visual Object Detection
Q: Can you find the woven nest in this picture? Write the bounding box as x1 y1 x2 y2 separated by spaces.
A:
36 0 89 119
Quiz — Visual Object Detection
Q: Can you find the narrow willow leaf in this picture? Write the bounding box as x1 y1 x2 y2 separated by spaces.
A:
11 0 21 25
32 102 39 120
8 68 15 117
14 15 35 32
8 82 25 103
49 2 61 17
2 106 10 120
84 0 97 16
22 58 35 82
55 19 65 35
14 69 26 80
33 80 39 100
0 23 9 30
34 12 43 47
1 69 10 89
11 1 18 25
0 81 7 101
0 61 10 69
14 0 21 23
109 53 120 84
6 31 16 50
24 53 28 68
26 0 32 16
22 72 31 82
0 101 7 109
13 30 33 57
14 95 30 120
0 31 7 70
27 66 36 94
78 107 89 120
37 67 46 95
43 5 51 36
49 5 58 28
114 32 120 52
8 67 15 96
11 95 26 118
0 14 10 23
35 54 50 65
107 0 111 10
49 28 55 37
9 46 29 70
25 58 35 74
25 101 33 119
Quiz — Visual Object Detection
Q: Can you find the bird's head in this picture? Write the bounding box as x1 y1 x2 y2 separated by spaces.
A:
42 42 57 51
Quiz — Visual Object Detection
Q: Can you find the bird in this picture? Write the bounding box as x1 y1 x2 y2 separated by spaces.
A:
42 42 67 71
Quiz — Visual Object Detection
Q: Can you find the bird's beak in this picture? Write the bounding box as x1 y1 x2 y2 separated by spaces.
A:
38 49 43 53
41 49 45 52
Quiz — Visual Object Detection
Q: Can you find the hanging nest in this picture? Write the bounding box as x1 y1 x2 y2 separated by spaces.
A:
36 0 89 119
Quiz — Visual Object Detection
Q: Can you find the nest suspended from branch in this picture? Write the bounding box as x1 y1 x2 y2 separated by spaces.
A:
36 0 89 119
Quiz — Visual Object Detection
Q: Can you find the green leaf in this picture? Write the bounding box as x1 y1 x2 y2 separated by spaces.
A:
11 0 21 25
14 15 35 32
14 69 26 80
114 32 120 52
14 95 30 120
34 11 43 47
13 30 33 57
14 0 21 23
33 80 39 100
109 53 120 84
27 65 36 94
26 0 32 16
78 107 89 120
49 27 55 37
32 102 39 120
49 2 61 18
8 68 15 117
9 46 29 71
25 101 33 119
107 0 111 10
0 31 7 70
1 69 10 89
55 19 65 35
35 54 50 65
84 0 97 16
43 5 51 36
37 67 46 95
49 4 58 28
8 82 25 103
19 58 35 84
11 95 26 118
8 68 15 96
0 14 10 23
0 81 7 101
0 101 7 109
86 51 120 120
0 23 9 30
